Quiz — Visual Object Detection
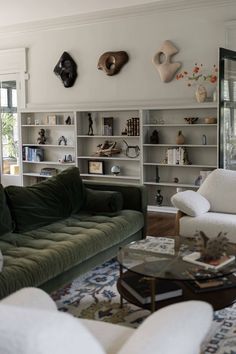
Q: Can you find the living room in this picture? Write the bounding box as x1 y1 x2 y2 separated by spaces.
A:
0 1 236 353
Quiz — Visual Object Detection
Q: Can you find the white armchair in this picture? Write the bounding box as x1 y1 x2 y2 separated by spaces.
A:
0 287 213 354
172 169 236 242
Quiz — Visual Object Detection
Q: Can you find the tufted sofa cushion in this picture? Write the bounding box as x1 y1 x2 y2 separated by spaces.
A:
0 210 144 299
198 169 236 214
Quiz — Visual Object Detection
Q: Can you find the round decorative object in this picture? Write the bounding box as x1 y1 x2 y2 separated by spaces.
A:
111 165 121 176
195 85 207 103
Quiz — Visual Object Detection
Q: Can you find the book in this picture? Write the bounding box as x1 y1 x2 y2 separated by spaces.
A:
186 274 236 293
183 252 235 270
121 274 183 304
40 167 58 176
128 237 175 255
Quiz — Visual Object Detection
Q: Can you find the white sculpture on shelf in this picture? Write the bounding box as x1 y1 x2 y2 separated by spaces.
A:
152 40 181 83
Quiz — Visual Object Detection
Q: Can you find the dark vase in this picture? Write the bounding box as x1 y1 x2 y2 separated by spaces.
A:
155 189 163 206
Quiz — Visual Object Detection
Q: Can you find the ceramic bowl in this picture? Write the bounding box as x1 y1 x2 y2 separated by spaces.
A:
204 117 217 124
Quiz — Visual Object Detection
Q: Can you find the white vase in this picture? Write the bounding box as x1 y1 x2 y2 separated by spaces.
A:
195 85 207 103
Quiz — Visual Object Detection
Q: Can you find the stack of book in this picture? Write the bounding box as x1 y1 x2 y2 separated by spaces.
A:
23 146 44 162
121 273 183 304
166 147 187 165
127 118 140 136
40 168 58 176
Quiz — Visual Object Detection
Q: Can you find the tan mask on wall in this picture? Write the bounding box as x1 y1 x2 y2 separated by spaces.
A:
97 51 129 76
152 40 181 83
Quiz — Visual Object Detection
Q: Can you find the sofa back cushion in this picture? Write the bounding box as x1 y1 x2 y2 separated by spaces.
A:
5 167 86 232
198 168 236 213
0 184 13 236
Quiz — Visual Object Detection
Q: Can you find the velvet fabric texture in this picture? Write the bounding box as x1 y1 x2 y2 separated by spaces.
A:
83 188 123 213
5 167 86 232
0 184 13 236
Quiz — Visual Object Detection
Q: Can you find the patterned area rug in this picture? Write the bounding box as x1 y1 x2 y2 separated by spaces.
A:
51 258 236 353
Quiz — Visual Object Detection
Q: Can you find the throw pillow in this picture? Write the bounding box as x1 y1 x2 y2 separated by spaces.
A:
83 188 123 213
5 167 86 232
0 184 13 236
171 190 210 216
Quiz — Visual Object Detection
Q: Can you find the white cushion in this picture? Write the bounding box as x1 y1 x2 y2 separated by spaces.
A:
179 212 236 243
0 304 105 354
171 190 210 216
117 300 213 354
1 287 57 311
81 319 134 354
198 169 236 213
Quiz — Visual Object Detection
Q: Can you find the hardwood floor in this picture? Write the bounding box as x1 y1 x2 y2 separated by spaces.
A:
147 212 176 237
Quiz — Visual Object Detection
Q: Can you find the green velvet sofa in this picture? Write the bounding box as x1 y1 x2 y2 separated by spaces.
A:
0 167 147 299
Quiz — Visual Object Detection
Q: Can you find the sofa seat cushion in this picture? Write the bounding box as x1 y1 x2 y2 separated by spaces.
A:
0 210 144 298
179 212 236 243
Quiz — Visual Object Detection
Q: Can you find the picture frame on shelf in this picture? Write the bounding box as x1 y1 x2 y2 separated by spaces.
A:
103 117 113 136
88 160 104 175
47 115 57 125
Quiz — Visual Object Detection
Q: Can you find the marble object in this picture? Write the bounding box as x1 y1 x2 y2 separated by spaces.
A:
152 40 181 82
195 85 207 103
97 51 129 76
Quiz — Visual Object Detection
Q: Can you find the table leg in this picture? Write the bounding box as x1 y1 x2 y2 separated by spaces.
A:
150 278 156 313
119 264 124 308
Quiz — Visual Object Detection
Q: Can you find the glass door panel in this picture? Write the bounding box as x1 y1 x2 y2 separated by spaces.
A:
0 75 22 186
219 48 236 169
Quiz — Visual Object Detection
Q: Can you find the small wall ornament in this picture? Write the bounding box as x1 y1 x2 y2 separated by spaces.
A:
97 51 129 76
54 51 77 88
152 40 181 83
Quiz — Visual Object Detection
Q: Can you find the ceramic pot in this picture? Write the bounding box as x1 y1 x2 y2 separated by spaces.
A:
195 85 207 103
176 130 185 145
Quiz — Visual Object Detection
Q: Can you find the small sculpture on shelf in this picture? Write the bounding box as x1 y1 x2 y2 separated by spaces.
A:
173 177 179 183
176 130 185 145
87 113 94 136
184 117 198 124
37 129 47 144
194 231 229 261
65 116 72 125
155 190 163 206
123 140 140 158
58 136 67 145
96 141 121 157
150 130 159 144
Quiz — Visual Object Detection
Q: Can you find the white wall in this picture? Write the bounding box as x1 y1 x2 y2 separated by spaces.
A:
0 1 235 107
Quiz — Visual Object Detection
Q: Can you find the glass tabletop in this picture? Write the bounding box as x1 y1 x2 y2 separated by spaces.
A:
117 236 236 281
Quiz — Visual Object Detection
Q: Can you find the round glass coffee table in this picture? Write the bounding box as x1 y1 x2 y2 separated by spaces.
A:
117 236 236 312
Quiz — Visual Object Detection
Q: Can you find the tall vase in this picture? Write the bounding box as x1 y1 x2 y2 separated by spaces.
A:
176 130 185 145
195 85 207 103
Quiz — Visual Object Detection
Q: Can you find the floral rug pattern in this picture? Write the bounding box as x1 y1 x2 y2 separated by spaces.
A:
51 258 236 353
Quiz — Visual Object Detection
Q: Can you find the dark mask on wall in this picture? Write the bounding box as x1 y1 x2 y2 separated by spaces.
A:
54 52 77 88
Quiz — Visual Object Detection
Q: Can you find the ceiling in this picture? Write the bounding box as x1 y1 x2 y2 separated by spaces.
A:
0 0 163 28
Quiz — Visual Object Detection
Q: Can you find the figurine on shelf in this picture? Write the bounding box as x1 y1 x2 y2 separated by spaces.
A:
65 116 72 125
155 190 163 206
87 113 94 136
150 130 159 144
37 129 47 144
58 136 67 145
96 140 121 157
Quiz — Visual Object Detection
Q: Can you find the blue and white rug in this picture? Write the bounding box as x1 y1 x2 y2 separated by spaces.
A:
51 258 236 354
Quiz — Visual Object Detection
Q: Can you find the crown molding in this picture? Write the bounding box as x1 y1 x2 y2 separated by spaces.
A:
0 0 235 37
23 98 217 112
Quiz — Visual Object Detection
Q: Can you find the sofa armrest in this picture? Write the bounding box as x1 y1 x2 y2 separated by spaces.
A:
83 181 147 238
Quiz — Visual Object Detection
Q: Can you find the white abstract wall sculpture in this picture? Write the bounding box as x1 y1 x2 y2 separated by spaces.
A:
152 40 181 83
